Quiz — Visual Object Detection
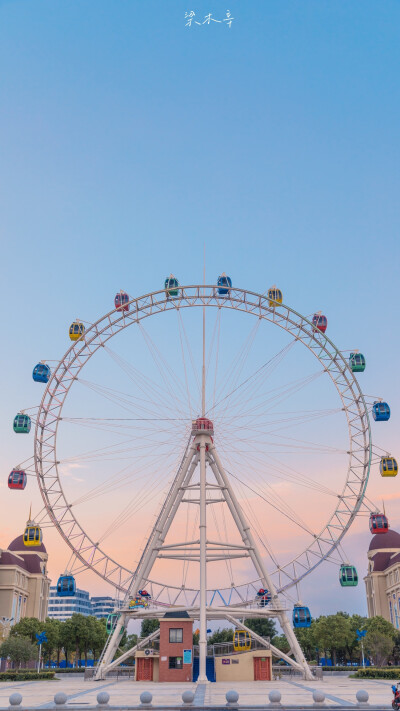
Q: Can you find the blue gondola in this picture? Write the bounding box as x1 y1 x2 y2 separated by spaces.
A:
372 402 390 422
293 605 311 628
217 273 232 295
32 363 51 383
57 575 76 597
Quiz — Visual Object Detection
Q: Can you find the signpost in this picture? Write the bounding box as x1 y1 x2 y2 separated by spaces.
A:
356 628 367 668
36 631 48 673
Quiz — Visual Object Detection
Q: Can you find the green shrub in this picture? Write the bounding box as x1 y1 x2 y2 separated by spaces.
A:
350 668 400 679
0 671 55 681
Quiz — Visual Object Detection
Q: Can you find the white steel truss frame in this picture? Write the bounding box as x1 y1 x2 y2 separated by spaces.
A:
33 286 372 599
94 428 313 680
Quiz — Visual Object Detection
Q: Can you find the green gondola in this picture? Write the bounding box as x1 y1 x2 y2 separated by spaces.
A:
339 564 358 587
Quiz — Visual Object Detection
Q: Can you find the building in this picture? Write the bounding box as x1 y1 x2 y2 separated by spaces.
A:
47 590 121 621
47 587 92 622
91 596 122 619
364 528 400 628
0 534 51 625
134 611 272 683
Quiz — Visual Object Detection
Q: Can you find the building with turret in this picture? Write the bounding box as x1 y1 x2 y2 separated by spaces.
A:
0 535 51 625
364 529 400 629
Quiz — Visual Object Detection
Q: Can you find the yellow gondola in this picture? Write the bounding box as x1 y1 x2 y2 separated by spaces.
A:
233 630 251 652
268 286 283 307
23 521 43 547
380 457 398 477
69 321 85 341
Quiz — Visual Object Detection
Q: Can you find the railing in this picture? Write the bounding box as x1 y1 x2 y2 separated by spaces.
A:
213 638 270 656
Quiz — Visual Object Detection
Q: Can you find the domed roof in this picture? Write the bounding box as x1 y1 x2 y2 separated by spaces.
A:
369 529 400 552
8 534 47 554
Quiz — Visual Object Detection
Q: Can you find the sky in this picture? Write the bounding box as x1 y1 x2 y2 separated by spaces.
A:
0 0 399 622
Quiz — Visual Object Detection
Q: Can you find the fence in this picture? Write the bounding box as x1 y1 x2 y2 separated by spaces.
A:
1 687 385 710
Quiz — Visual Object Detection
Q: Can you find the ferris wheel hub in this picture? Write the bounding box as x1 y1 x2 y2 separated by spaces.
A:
191 417 214 435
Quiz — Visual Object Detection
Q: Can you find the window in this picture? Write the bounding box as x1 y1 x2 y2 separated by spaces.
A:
169 628 183 643
169 656 183 669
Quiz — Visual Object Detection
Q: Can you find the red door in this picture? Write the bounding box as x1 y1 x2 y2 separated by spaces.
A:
254 657 271 681
137 657 153 681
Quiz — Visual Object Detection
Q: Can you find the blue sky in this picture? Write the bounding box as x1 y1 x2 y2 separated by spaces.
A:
0 0 399 617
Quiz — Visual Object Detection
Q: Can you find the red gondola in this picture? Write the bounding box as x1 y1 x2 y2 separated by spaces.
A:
312 313 328 333
369 513 389 534
8 470 27 490
114 291 130 312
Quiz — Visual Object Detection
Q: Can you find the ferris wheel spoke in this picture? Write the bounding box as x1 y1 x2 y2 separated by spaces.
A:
217 432 339 497
104 345 191 418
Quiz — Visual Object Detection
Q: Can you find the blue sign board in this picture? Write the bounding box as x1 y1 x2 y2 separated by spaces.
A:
183 649 192 665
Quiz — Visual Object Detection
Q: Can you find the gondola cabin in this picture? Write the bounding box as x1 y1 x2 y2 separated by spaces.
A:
293 605 311 628
268 287 283 307
32 363 51 383
114 291 130 312
233 630 251 652
372 402 391 422
57 575 76 597
369 513 389 534
106 614 123 635
349 353 366 372
164 275 179 298
312 314 328 333
380 457 398 477
69 322 85 341
23 523 42 547
217 273 232 295
13 413 31 434
8 470 27 490
339 564 358 587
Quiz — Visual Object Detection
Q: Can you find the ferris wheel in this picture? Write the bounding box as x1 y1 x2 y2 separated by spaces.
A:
10 277 396 634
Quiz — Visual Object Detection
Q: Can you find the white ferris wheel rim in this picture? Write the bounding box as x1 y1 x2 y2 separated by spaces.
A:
34 285 372 600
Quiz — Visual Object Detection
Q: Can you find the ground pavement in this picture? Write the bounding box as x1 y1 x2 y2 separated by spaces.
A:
0 675 394 708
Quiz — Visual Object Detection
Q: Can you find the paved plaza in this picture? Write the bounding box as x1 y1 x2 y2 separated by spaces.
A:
0 675 395 708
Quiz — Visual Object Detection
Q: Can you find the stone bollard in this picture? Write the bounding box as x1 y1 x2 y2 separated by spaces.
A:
97 692 110 707
182 691 195 705
356 690 369 706
268 690 282 707
54 693 68 707
9 693 22 711
140 691 153 708
312 690 326 707
225 690 239 706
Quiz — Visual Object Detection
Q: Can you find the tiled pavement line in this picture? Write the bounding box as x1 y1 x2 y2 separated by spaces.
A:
286 679 356 706
0 680 50 693
194 683 207 705
38 681 118 708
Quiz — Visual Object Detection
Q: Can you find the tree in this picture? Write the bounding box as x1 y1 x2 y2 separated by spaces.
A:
294 624 317 662
9 617 42 644
244 618 276 639
60 618 75 667
313 613 353 665
271 634 290 657
91 618 108 662
42 619 62 667
208 628 233 645
141 619 160 638
365 631 394 666
0 636 38 668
